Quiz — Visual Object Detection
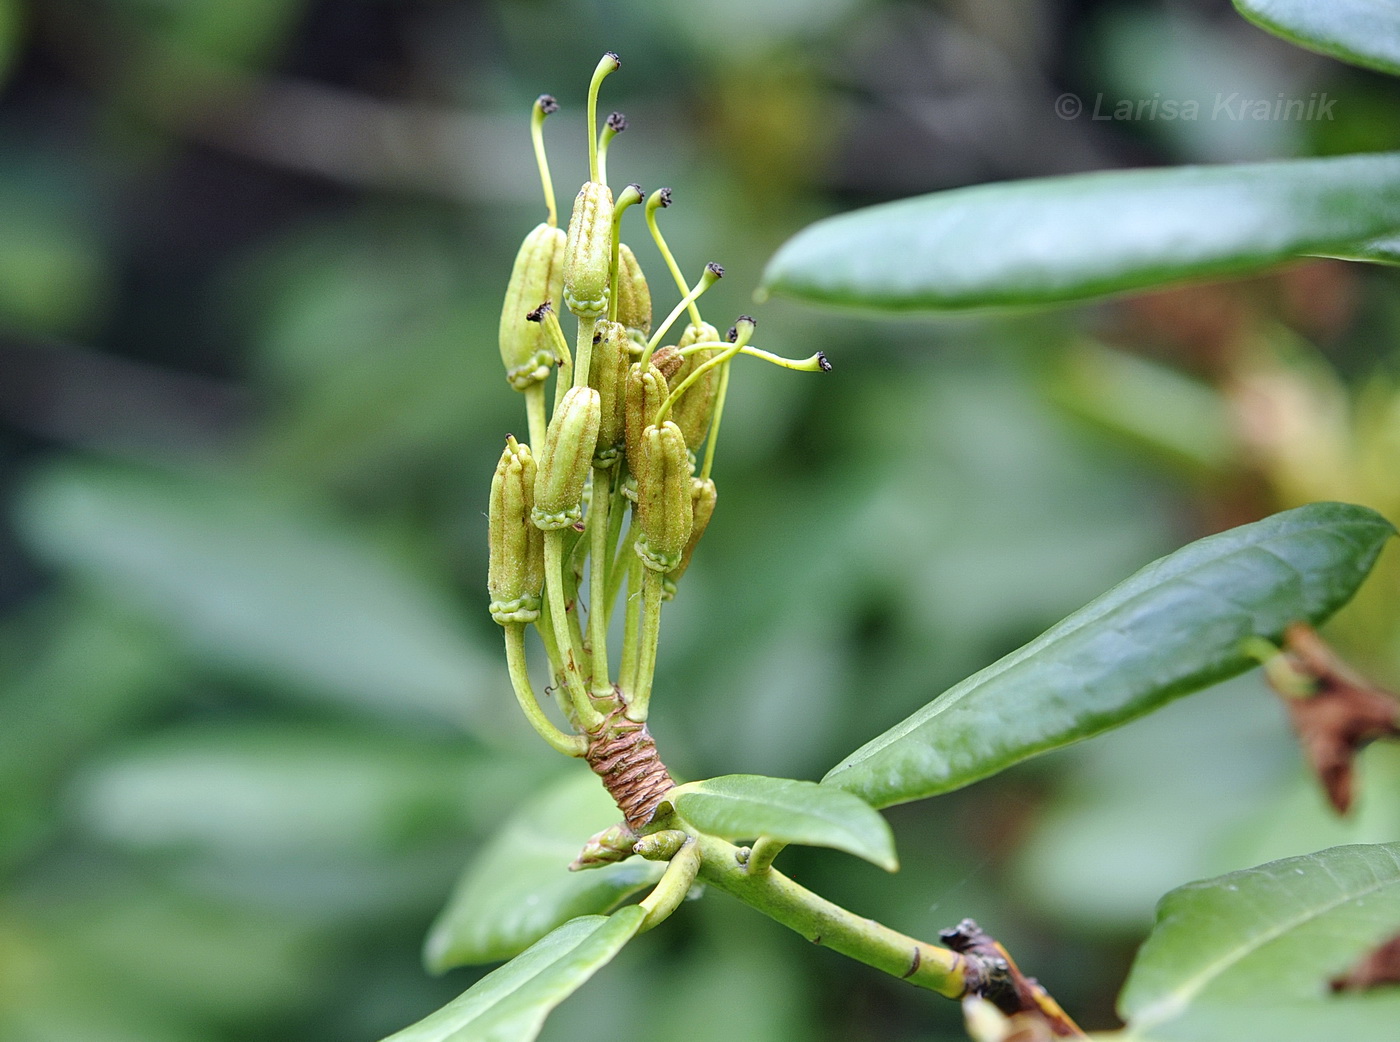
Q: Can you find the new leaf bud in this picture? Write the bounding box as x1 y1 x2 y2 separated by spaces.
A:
624 360 669 484
635 420 694 572
614 242 652 336
499 224 566 390
590 320 631 462
669 321 722 447
488 436 545 623
563 181 614 318
667 476 716 587
569 821 638 871
533 386 602 530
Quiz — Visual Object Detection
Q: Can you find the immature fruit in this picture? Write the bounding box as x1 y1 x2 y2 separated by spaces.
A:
667 476 716 587
614 242 652 336
563 181 614 318
670 321 722 447
624 360 669 483
533 386 602 530
499 224 566 390
635 420 694 572
488 436 545 623
590 320 631 460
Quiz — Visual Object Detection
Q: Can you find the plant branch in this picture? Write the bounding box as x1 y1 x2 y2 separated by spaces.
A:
503 623 586 756
691 832 971 998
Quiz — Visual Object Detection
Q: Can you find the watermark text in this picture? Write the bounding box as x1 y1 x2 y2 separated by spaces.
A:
1054 92 1336 122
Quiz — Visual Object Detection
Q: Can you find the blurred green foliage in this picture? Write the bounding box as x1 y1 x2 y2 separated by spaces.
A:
1 1 1397 1040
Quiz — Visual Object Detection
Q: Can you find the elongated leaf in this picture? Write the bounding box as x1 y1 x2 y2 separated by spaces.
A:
760 153 1400 311
71 723 521 862
14 462 500 727
1234 0 1400 78
425 772 663 970
1111 843 1400 1041
1326 229 1400 265
385 908 645 1042
824 502 1394 809
667 774 898 871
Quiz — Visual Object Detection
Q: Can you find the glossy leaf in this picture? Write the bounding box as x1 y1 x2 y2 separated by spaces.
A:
667 774 898 871
760 153 1400 311
425 772 663 970
824 502 1394 809
385 908 645 1042
1234 0 1400 77
1112 843 1400 1041
14 462 501 727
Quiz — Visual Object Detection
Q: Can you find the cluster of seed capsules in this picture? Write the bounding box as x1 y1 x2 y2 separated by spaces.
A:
488 54 828 735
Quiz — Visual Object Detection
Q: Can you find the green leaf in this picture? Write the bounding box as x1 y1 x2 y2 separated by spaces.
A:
425 772 664 971
386 908 644 1042
1234 0 1400 78
759 153 1400 311
14 462 501 727
666 774 898 872
71 723 523 862
1326 229 1400 265
1112 843 1400 1041
823 502 1394 809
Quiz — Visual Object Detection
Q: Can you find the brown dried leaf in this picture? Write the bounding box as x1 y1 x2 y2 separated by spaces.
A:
1268 623 1400 815
1331 933 1400 993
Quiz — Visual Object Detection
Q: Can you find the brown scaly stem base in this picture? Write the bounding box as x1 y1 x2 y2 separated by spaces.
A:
941 919 1085 1037
583 699 675 830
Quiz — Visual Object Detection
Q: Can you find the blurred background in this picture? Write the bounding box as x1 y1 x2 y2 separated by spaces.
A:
1 0 1398 1039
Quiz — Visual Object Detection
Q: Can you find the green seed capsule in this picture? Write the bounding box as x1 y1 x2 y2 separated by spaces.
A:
590 320 631 462
624 360 669 484
670 321 722 448
563 181 614 318
614 242 652 336
488 436 545 623
499 224 566 390
635 420 694 572
667 476 716 587
533 386 602 530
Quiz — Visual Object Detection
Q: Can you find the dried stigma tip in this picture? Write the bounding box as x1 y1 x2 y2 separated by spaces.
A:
706 263 726 280
526 301 553 322
604 51 621 69
606 111 628 133
817 351 832 372
536 94 559 116
658 187 673 207
618 183 645 209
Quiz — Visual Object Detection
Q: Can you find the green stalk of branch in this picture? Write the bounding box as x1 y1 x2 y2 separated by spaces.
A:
588 466 612 695
524 384 548 453
544 530 602 731
619 554 643 697
626 568 665 721
503 623 586 756
692 833 970 998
